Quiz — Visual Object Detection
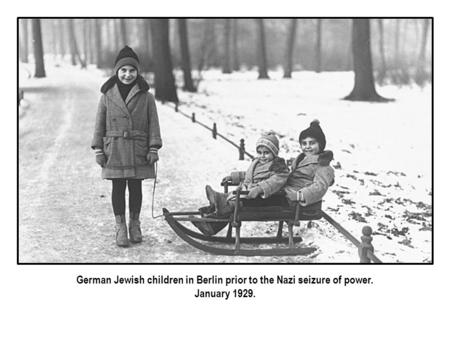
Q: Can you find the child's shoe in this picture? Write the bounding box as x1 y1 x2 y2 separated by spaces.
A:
115 215 129 247
129 212 142 243
205 185 233 216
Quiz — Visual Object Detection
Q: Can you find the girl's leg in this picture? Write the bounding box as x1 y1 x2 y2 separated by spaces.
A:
127 179 143 243
127 179 143 214
111 179 127 215
111 179 129 247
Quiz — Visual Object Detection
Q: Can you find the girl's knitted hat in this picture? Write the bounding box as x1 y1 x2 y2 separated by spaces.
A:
299 119 326 151
256 132 279 156
114 46 140 74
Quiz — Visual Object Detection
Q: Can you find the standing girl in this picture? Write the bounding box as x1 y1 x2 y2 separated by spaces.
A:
91 46 162 247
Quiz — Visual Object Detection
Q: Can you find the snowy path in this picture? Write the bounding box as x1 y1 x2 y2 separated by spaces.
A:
19 65 431 263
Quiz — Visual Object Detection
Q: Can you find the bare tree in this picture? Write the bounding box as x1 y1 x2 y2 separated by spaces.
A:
256 19 269 79
197 19 215 72
67 19 86 68
283 19 297 78
20 19 29 63
177 19 196 92
222 19 232 74
150 19 178 103
232 19 240 71
50 20 58 61
94 19 106 68
139 19 153 72
315 19 322 73
415 19 430 85
120 19 128 46
83 19 90 65
344 19 389 102
58 19 66 61
376 19 387 83
394 19 401 70
31 19 46 78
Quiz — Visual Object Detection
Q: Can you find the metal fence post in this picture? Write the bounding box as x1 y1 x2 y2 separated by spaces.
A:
212 123 217 139
239 139 245 160
18 89 24 106
358 226 374 263
191 113 196 123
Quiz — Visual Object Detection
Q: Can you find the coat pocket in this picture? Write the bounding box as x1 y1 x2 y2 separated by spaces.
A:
134 138 149 166
103 137 112 158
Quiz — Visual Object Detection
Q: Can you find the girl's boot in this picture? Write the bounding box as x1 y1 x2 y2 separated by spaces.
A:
115 215 129 247
129 212 142 243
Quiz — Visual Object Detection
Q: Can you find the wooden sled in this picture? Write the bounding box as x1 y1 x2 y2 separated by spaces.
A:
163 183 382 262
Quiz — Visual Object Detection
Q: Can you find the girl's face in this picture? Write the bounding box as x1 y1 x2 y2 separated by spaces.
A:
257 146 275 164
300 137 320 156
118 65 138 84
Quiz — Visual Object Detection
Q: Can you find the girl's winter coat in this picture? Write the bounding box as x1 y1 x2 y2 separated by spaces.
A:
91 79 162 179
284 151 334 205
229 157 289 198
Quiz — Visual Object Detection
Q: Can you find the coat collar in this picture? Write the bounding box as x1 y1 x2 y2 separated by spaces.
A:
292 150 333 169
106 84 141 115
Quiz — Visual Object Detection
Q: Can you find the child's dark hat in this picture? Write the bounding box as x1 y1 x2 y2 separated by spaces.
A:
114 46 140 74
299 119 326 151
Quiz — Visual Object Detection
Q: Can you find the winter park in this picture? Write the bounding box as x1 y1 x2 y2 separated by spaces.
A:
18 18 432 263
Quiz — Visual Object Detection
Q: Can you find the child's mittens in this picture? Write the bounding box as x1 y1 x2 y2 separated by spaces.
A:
247 186 263 199
94 148 106 167
146 149 159 165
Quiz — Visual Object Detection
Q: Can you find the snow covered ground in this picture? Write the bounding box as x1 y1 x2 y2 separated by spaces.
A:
19 62 432 263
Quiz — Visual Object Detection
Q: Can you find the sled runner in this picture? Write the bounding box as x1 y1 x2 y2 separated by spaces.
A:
163 182 382 262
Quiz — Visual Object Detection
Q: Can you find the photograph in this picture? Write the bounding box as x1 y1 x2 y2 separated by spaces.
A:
18 18 432 263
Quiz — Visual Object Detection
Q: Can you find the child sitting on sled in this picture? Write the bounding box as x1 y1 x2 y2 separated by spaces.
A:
194 132 290 236
283 119 334 206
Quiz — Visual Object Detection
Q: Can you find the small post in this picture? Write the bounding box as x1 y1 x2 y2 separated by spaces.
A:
359 226 374 263
212 122 217 139
18 89 24 106
191 112 196 122
277 221 283 239
175 102 179 112
239 139 245 160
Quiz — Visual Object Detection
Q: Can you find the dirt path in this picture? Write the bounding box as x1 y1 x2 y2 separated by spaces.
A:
19 67 360 263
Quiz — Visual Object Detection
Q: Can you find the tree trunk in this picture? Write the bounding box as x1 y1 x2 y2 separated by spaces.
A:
51 20 58 61
67 19 86 68
94 19 105 68
376 19 387 82
32 19 46 78
150 19 178 103
106 19 113 53
197 19 214 72
344 19 389 102
232 19 240 71
222 19 232 74
283 19 297 78
120 19 128 46
256 19 269 79
20 19 29 63
113 19 120 51
415 19 430 85
139 19 153 72
58 19 66 61
315 19 322 73
394 19 401 70
177 19 196 92
83 19 90 65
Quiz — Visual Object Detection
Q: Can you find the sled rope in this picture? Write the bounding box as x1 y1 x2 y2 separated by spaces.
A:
151 162 165 219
